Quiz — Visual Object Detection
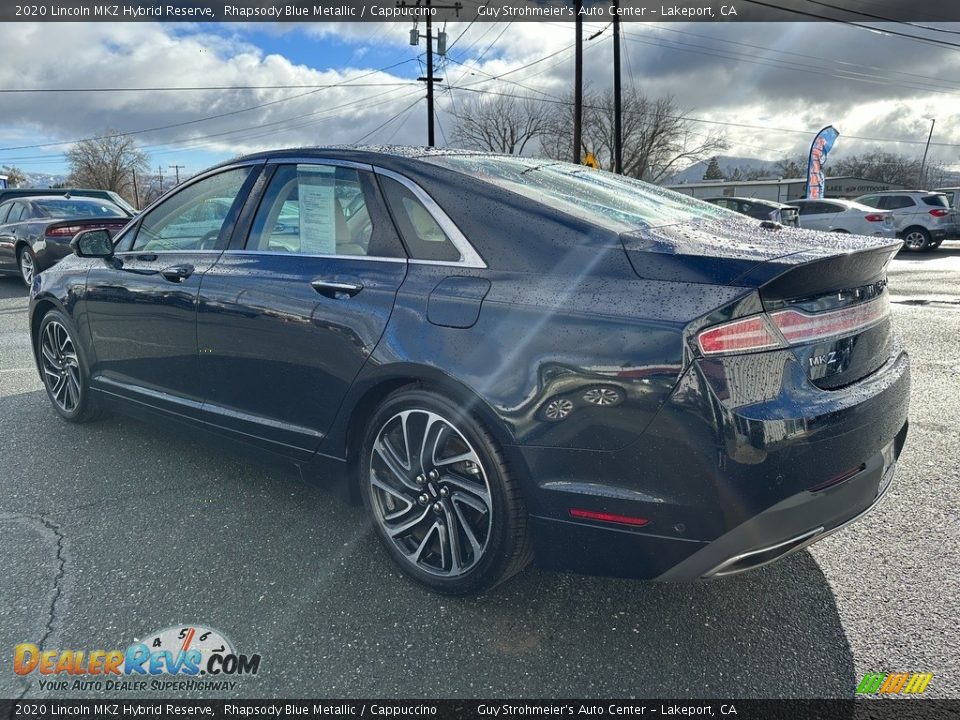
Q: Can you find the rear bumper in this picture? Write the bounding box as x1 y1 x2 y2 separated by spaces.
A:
519 344 910 580
658 429 902 579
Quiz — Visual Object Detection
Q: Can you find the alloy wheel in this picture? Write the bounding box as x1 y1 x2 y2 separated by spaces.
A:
903 230 927 250
368 409 493 578
19 250 34 286
40 320 82 413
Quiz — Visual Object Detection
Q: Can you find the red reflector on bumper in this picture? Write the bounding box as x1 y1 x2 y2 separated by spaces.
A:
569 508 650 527
809 463 865 492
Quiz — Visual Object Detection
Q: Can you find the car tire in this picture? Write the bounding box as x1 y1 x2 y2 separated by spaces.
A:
37 310 104 423
359 386 533 595
17 245 38 287
902 227 931 252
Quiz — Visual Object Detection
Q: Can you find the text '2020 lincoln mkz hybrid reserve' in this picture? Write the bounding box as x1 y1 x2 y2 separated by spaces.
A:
29 147 909 595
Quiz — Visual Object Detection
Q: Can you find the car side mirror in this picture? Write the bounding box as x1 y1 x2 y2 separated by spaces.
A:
71 229 114 259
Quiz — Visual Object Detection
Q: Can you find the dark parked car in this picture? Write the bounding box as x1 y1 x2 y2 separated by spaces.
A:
703 196 800 227
0 196 132 285
29 148 910 595
0 188 137 215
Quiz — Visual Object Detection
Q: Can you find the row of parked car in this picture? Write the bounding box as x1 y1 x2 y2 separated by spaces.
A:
705 189 957 252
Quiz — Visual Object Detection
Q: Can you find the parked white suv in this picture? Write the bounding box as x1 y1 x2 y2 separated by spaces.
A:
855 191 951 252
791 198 896 237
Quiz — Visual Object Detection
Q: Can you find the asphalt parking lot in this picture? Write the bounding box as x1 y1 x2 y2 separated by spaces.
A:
1 244 958 700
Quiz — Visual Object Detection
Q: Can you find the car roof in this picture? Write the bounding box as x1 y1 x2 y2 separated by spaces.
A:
702 196 794 207
2 195 117 205
858 190 943 195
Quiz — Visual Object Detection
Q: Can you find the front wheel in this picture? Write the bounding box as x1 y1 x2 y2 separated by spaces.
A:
359 387 532 595
37 310 103 423
902 227 931 252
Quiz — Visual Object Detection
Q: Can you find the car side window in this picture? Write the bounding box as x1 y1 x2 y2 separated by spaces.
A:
246 164 403 258
0 202 11 224
6 202 27 223
884 196 915 210
379 176 461 262
858 195 879 208
807 202 836 215
128 167 252 252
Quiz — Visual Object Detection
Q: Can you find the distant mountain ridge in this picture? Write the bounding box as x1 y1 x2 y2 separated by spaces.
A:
665 155 783 185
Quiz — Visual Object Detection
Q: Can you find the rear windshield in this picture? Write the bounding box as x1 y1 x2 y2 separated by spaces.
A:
922 194 949 208
423 155 734 231
34 198 127 218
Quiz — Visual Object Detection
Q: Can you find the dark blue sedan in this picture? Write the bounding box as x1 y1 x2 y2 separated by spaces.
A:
28 147 909 595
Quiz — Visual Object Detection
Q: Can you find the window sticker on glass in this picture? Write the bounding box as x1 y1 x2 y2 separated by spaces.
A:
298 165 337 254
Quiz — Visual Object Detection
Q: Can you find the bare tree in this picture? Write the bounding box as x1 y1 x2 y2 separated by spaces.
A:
830 149 946 188
66 131 149 203
541 88 727 183
451 93 550 155
1 165 27 187
774 154 808 178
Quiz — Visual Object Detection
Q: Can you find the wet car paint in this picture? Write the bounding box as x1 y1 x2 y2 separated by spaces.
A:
28 147 910 581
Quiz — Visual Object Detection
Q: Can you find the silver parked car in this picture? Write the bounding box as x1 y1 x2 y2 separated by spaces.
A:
933 187 960 238
855 190 951 252
791 198 897 238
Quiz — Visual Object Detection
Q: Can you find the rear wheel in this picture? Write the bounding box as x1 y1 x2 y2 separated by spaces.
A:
359 387 532 595
902 227 931 252
37 310 103 423
17 245 37 287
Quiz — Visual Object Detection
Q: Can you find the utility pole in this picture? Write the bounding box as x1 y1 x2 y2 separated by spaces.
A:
168 164 185 185
131 170 140 209
573 0 583 164
411 8 447 147
918 118 936 188
157 165 164 194
612 2 623 175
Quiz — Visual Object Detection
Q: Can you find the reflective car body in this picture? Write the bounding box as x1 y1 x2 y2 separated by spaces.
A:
791 198 897 238
0 196 131 284
702 196 800 227
29 147 910 582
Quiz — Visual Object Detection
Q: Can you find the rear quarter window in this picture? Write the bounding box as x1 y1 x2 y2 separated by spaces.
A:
922 195 949 208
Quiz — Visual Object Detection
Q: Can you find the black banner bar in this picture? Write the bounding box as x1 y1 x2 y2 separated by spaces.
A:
2 0 960 23
2 700 960 720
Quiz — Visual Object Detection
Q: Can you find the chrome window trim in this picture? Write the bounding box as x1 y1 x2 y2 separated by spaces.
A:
113 249 226 257
265 157 374 172
219 249 406 264
118 160 266 252
373 166 487 269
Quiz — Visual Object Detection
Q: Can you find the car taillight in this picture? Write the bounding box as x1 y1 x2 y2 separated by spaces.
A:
864 214 885 222
929 208 949 217
697 295 889 355
45 225 84 238
697 315 784 355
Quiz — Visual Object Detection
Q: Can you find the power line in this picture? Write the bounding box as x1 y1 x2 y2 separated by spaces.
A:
0 83 417 94
3 86 425 165
738 0 960 51
355 96 424 144
802 0 960 36
445 84 960 149
0 58 419 154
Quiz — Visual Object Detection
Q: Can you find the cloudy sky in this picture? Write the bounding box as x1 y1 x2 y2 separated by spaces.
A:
2 19 960 180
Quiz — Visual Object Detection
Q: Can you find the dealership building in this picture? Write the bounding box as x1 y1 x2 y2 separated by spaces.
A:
667 176 903 202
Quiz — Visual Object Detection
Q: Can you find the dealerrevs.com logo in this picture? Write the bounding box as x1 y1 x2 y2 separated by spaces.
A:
14 625 261 692
856 672 933 695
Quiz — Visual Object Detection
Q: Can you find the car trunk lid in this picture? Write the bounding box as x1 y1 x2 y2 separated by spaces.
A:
620 217 901 388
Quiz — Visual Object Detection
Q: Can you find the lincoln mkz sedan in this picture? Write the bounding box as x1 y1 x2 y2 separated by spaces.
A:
28 147 910 595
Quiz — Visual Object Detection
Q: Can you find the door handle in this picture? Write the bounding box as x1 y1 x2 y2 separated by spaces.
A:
136 253 157 261
161 264 195 283
311 278 363 299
